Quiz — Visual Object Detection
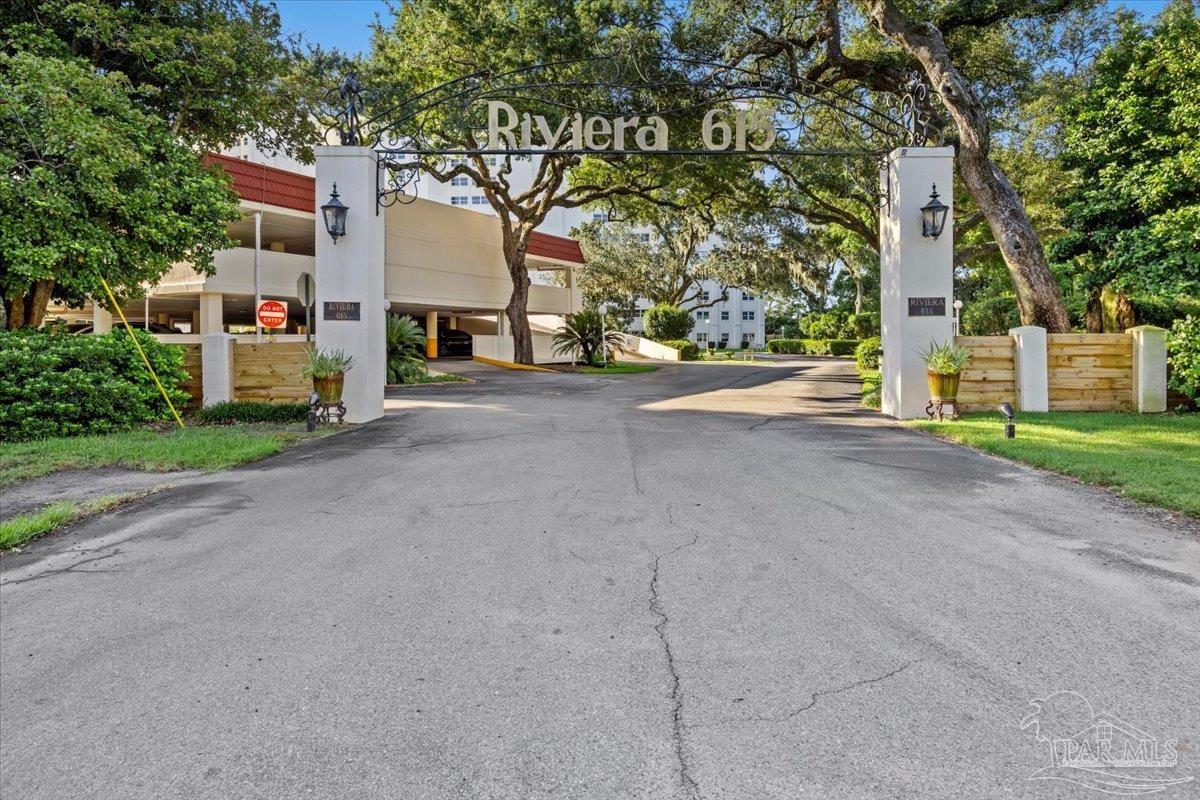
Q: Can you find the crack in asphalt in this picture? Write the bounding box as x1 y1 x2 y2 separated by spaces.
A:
2 548 124 587
648 531 701 800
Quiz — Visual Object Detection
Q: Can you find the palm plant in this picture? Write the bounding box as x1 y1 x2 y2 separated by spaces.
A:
386 313 427 383
552 310 625 366
918 340 972 375
301 346 354 379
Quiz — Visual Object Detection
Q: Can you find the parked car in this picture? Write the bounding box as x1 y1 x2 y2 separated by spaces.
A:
437 328 473 358
73 322 180 334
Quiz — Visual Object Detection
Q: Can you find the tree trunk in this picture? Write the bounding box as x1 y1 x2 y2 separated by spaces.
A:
505 239 535 364
3 279 55 329
853 274 864 315
866 0 1071 332
1085 289 1103 333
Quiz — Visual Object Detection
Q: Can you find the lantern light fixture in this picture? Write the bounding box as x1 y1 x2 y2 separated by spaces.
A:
321 183 349 244
920 184 950 239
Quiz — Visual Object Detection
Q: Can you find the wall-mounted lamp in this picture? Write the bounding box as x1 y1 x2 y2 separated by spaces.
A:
321 183 349 244
921 184 950 239
998 402 1016 439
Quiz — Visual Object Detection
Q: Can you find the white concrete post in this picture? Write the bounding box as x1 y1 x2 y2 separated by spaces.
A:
315 146 385 423
1128 325 1168 413
92 302 113 334
1009 326 1049 412
449 315 458 331
879 147 956 419
201 333 236 406
199 292 223 334
425 309 439 359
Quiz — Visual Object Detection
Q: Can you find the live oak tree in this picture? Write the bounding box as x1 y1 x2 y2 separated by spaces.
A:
0 51 240 328
370 0 674 364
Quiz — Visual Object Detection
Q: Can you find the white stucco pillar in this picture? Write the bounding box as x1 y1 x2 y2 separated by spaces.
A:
426 309 439 359
315 146 385 423
201 333 236 406
199 292 223 334
449 315 458 331
1009 326 1049 412
1128 325 1168 413
880 147 956 419
92 302 113 334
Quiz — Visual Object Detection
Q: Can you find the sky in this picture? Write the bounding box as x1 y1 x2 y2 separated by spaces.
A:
277 0 1174 55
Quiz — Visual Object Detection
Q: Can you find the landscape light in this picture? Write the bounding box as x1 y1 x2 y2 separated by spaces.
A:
921 185 950 239
998 403 1016 439
321 184 349 244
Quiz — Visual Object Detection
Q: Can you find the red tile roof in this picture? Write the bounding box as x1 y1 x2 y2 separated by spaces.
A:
202 153 314 214
528 231 585 264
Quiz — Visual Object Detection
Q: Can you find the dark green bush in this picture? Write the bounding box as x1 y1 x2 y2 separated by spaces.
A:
1168 315 1200 404
643 304 693 341
193 401 309 425
850 312 880 339
0 328 190 441
1132 296 1200 329
855 337 883 373
766 338 857 356
827 339 861 357
961 295 1021 335
658 339 700 360
799 310 854 340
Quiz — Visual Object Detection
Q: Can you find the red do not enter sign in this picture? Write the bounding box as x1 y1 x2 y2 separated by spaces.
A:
256 300 288 329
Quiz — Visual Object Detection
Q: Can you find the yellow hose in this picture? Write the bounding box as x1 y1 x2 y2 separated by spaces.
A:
98 277 185 429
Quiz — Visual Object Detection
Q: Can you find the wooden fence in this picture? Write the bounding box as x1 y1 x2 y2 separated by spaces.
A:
954 336 1016 413
232 342 311 402
177 343 203 409
1047 333 1133 412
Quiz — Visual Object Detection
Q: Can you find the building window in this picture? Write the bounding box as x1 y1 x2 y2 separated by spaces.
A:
636 233 651 243
471 195 488 205
720 332 730 344
485 156 497 166
699 291 710 303
743 310 755 321
450 157 468 166
720 310 729 321
695 310 710 321
592 211 607 222
745 333 756 343
742 292 756 301
451 196 468 206
451 175 470 187
696 332 709 344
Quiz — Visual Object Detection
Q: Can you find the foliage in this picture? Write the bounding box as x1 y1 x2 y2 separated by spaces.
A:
576 363 658 374
302 347 354 379
919 341 973 375
643 304 694 342
0 494 131 551
850 312 881 339
767 339 828 355
910 412 1200 518
0 328 189 441
658 339 700 360
962 295 1022 336
1167 315 1200 403
552 310 626 366
0 49 240 326
1131 296 1200 330
386 314 427 383
1052 1 1200 301
193 401 309 425
856 337 883 374
859 371 882 410
799 311 855 340
827 340 860 357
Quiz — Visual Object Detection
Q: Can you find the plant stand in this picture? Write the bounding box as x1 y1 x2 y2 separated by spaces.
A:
925 399 961 421
307 401 347 430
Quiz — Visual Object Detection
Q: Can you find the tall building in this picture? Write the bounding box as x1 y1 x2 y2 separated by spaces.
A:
626 279 766 349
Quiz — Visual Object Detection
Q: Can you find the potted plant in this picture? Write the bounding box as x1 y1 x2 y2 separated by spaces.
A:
302 346 354 403
919 340 972 418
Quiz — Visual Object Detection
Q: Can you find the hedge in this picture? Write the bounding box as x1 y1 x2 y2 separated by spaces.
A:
766 338 861 356
0 328 190 441
855 337 882 373
193 401 309 425
643 304 693 341
1167 315 1200 403
658 339 700 360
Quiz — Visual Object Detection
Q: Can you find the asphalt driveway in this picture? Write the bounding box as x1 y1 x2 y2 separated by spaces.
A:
2 357 1197 799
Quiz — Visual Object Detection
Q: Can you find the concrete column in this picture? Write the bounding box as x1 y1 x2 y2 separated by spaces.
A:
426 309 438 359
92 302 113 334
1009 326 1049 412
191 309 201 333
315 146 385 423
201 333 236 406
199 292 223 334
879 147 956 419
449 315 458 331
497 312 506 337
1128 325 1168 413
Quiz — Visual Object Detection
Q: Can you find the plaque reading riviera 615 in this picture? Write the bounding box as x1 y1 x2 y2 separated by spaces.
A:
323 301 361 321
908 297 946 317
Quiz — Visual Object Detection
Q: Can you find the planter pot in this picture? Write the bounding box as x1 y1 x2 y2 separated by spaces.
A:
313 372 345 404
926 370 961 402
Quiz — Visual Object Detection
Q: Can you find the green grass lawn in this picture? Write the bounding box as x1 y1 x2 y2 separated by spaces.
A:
0 423 333 487
0 494 141 550
579 362 659 374
909 412 1200 517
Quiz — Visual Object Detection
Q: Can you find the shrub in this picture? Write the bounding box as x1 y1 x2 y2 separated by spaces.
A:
193 401 309 425
859 370 882 409
553 310 626 365
643 304 693 341
850 312 880 338
0 328 190 441
1168 315 1200 403
386 313 426 383
1132 296 1200 329
827 339 861 357
658 339 700 360
961 295 1021 335
766 338 846 355
855 337 882 373
799 310 853 340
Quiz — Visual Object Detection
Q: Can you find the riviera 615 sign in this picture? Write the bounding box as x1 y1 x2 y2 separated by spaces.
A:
486 101 778 153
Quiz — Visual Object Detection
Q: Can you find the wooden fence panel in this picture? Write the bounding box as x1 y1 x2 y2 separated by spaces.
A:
1047 333 1132 411
176 344 202 409
233 342 311 403
955 336 1016 413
